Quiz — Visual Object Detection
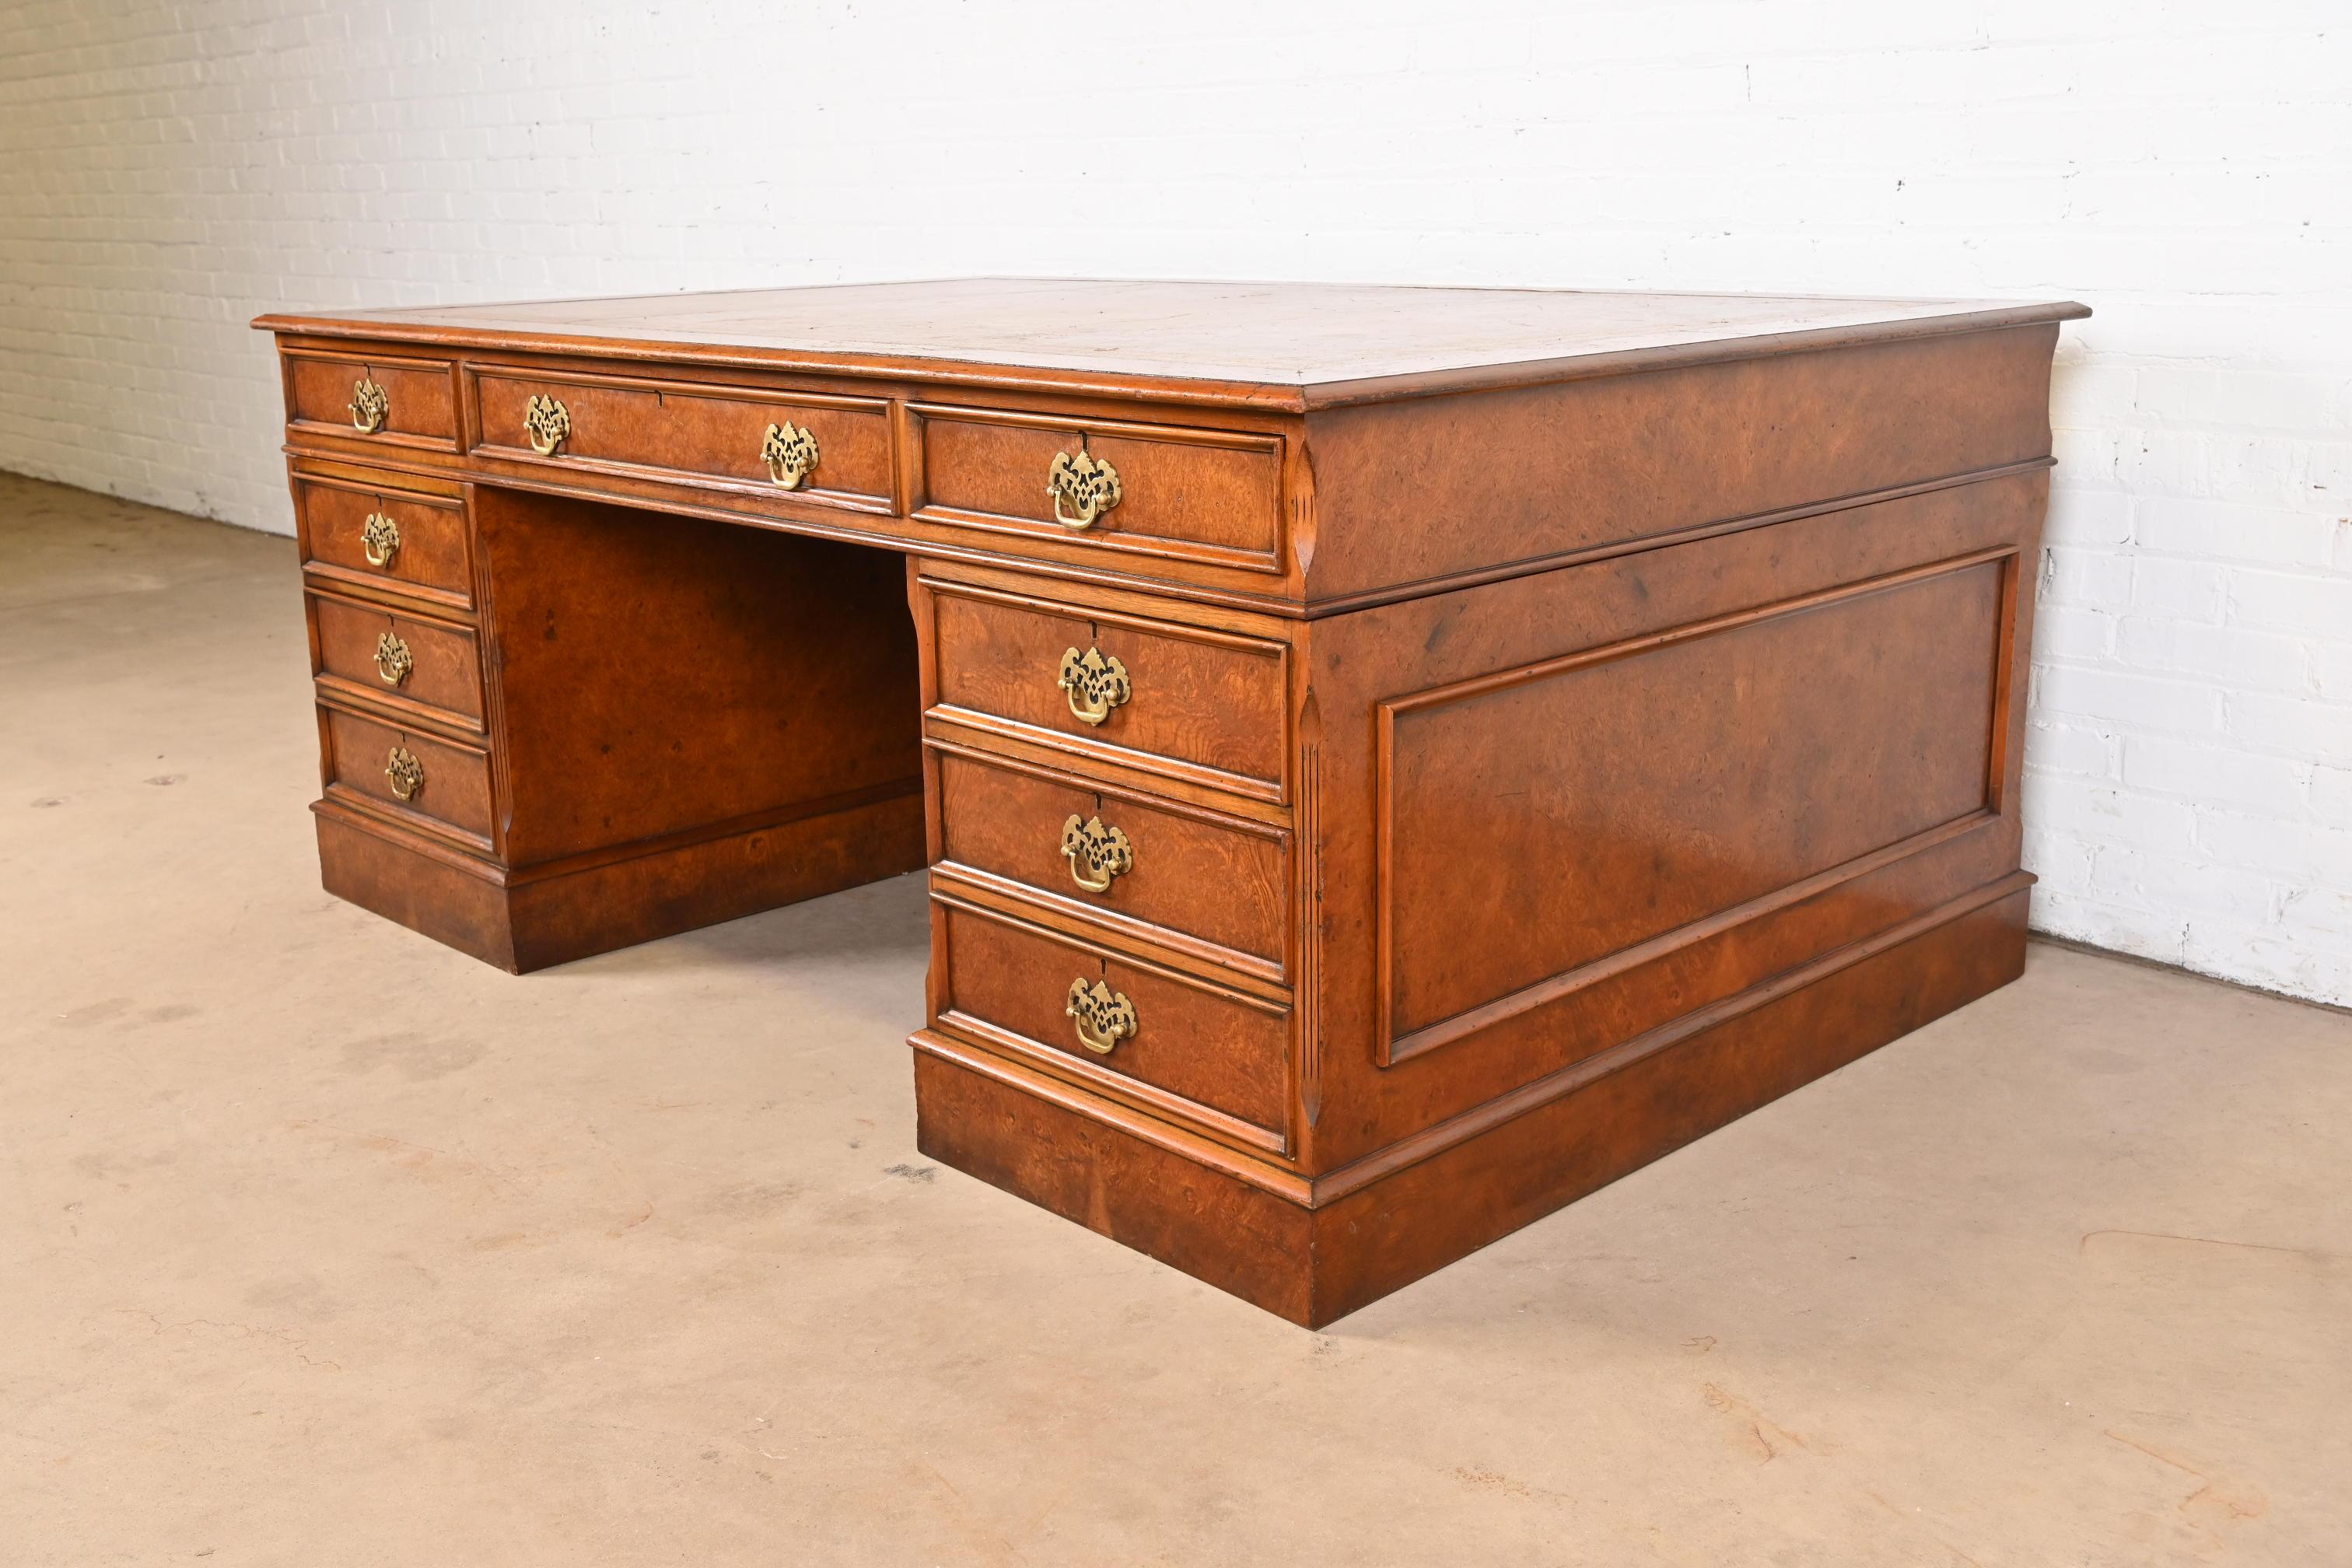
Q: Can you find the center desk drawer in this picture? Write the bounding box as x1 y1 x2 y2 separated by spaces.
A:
937 901 1290 1153
912 405 1283 574
926 582 1290 802
310 592 483 729
934 748 1288 980
471 367 893 508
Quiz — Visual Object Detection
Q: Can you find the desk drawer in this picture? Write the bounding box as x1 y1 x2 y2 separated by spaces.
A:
471 367 893 507
913 406 1283 573
934 748 1287 977
296 479 472 606
284 349 457 450
927 582 1289 803
320 705 495 850
310 593 483 729
937 901 1289 1151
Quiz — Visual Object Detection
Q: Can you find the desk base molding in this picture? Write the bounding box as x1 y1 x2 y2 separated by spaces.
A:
317 786 925 973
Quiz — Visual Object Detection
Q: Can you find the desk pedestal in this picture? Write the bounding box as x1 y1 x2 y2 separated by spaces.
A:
311 488 924 973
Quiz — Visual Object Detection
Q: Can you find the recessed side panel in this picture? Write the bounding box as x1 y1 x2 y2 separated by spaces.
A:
1378 552 2011 1064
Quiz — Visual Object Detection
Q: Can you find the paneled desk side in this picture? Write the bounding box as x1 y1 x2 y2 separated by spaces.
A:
258 280 2084 1324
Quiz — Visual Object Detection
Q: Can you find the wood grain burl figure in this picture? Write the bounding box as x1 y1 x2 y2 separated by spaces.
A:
257 278 2087 1325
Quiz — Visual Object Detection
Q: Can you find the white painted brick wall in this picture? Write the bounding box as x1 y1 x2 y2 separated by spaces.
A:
2 0 2346 1005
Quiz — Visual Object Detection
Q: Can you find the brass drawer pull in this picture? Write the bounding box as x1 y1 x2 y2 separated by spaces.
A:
1059 814 1132 893
349 378 389 434
385 746 425 801
1056 646 1130 726
1066 978 1137 1055
360 511 401 568
1047 450 1121 530
523 394 571 457
373 632 413 687
761 421 821 489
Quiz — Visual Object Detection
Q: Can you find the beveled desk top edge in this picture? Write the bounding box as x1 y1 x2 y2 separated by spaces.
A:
254 278 2089 411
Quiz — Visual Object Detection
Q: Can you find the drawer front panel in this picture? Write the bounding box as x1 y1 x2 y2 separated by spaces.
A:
935 749 1287 973
471 369 893 506
938 902 1289 1148
311 593 484 726
285 351 457 448
914 407 1282 572
297 480 471 604
320 706 495 849
929 583 1288 800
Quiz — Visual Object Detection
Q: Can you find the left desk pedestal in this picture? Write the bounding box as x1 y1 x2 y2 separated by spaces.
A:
298 471 926 972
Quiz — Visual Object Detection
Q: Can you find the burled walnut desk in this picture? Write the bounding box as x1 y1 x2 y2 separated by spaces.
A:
255 279 2084 1325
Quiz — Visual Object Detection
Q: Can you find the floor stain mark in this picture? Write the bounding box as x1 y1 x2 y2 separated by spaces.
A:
2081 1227 2341 1262
1700 1382 1811 1463
2104 1428 2269 1537
110 1307 341 1371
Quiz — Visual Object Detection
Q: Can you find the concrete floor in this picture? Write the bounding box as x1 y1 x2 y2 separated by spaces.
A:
3 469 2347 1566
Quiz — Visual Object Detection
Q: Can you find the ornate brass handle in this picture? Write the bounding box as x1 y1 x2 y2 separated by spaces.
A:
360 511 401 568
350 378 389 434
1047 450 1121 530
1059 814 1132 893
373 632 413 687
1056 646 1130 727
385 746 425 801
761 421 821 489
523 394 571 457
1066 978 1137 1055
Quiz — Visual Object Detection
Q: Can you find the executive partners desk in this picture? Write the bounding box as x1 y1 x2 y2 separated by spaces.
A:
254 278 2086 1326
